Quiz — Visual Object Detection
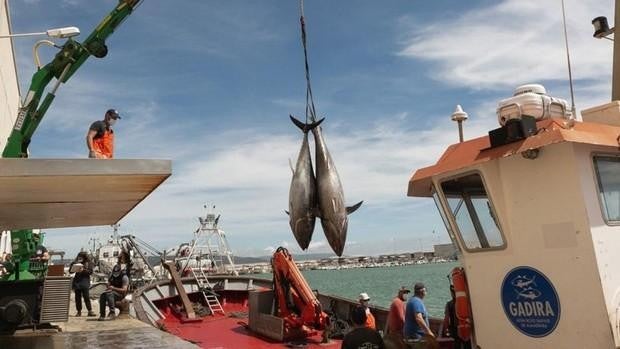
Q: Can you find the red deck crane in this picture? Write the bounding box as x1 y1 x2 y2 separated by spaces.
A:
271 246 328 339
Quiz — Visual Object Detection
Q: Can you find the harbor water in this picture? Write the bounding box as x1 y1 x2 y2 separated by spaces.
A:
259 261 458 318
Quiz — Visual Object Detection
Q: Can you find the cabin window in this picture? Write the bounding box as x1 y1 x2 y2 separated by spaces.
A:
113 251 119 257
432 188 459 248
103 252 109 258
440 172 504 250
594 155 620 223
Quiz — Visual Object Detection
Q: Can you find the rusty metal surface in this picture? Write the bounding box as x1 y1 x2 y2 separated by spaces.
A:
0 158 171 230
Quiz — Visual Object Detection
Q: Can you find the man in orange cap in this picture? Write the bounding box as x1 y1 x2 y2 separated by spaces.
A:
87 109 121 159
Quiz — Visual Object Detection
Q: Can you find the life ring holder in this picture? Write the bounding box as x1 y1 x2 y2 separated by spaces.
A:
450 267 472 342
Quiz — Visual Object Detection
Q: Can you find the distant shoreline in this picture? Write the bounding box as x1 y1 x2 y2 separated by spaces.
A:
236 258 458 275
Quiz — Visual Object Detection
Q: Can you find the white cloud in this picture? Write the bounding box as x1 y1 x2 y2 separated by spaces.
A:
308 240 327 250
398 0 613 93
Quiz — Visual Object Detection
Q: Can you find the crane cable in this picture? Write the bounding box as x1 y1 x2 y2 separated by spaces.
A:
299 0 317 124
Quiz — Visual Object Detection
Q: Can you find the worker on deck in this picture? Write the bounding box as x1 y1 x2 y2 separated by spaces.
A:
444 285 471 349
0 253 12 276
98 263 129 321
87 109 121 159
385 286 410 345
32 245 49 262
358 292 376 330
342 305 385 349
31 230 49 262
404 282 434 345
118 250 132 279
70 251 95 317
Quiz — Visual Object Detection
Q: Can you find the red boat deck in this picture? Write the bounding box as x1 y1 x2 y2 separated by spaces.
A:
141 284 455 349
156 298 342 349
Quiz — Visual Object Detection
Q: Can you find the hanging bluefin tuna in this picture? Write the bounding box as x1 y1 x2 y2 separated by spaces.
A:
312 124 362 256
286 0 362 256
287 115 323 250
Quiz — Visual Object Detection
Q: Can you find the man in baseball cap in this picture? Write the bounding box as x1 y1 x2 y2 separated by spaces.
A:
87 108 122 159
358 292 376 330
98 262 128 321
404 282 435 341
386 286 411 341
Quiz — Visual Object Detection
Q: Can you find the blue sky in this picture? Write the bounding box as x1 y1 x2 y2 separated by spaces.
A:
7 0 615 257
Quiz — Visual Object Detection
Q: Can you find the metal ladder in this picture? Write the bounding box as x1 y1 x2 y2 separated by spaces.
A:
191 268 225 315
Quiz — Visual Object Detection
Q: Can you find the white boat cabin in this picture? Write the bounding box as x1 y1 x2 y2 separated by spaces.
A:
409 86 620 348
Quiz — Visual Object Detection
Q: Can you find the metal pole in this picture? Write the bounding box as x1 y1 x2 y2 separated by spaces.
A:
613 0 620 100
0 31 46 38
457 121 464 143
561 0 576 116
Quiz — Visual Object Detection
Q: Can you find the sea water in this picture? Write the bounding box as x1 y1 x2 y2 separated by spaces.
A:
259 261 458 317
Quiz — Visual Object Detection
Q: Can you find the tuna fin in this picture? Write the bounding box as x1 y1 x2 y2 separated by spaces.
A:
290 115 324 133
288 158 294 174
346 201 363 215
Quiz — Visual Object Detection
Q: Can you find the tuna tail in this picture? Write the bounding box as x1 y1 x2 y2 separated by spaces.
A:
290 115 324 133
346 201 363 215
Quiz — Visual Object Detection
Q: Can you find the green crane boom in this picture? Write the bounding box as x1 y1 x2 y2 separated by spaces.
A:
0 0 142 282
2 0 141 158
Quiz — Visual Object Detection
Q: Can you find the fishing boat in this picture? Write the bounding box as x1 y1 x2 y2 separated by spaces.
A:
4 1 620 349
86 224 166 299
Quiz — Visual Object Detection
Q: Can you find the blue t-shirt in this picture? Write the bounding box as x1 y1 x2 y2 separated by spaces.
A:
403 296 428 338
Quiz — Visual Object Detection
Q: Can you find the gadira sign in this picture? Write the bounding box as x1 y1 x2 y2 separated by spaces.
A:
501 266 561 337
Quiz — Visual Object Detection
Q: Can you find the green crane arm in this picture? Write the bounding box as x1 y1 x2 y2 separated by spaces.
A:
2 0 141 158
0 0 142 282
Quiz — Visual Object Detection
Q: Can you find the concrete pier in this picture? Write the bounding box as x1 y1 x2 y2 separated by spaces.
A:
0 293 199 349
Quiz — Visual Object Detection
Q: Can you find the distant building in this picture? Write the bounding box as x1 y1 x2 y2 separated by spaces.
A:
413 252 425 260
434 243 457 259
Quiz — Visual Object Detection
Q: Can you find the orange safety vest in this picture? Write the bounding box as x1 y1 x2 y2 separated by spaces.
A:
93 128 114 159
365 309 376 330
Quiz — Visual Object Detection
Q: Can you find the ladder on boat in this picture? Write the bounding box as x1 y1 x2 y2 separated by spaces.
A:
191 268 225 315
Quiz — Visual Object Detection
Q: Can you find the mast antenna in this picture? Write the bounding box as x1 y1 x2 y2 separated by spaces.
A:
561 0 577 117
